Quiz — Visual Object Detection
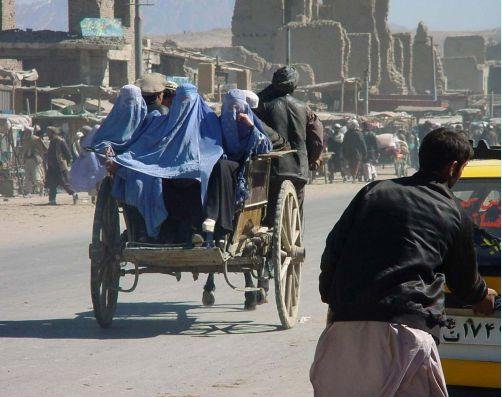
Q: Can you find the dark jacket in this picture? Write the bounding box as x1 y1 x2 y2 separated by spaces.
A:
256 92 309 182
47 136 72 172
342 129 367 162
319 173 487 340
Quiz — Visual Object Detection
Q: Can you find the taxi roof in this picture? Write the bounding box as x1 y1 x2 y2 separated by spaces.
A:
461 159 501 178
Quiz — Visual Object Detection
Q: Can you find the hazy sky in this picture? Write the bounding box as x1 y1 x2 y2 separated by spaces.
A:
388 0 501 31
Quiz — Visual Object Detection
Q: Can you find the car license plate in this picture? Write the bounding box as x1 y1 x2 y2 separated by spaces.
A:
440 316 500 346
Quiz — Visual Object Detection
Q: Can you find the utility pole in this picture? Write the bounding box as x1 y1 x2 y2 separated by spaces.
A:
363 69 369 115
133 1 154 80
286 26 291 65
430 36 437 102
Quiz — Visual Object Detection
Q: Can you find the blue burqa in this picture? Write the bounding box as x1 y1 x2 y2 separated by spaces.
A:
69 126 107 192
91 84 148 155
112 84 224 237
220 89 272 204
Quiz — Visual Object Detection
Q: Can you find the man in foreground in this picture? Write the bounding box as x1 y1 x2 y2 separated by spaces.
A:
311 129 497 397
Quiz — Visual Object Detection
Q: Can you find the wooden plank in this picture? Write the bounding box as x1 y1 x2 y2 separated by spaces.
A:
122 246 225 267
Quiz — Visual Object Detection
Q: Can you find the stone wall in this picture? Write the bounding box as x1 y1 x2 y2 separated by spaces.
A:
275 20 349 83
0 0 15 31
0 0 14 32
488 64 500 94
443 57 487 94
393 35 403 74
348 33 371 81
393 32 413 93
444 35 486 64
0 58 21 70
374 0 405 94
330 0 381 87
486 42 501 61
412 22 445 94
232 0 284 61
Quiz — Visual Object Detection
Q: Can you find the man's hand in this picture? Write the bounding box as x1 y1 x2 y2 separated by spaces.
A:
237 113 254 128
472 288 498 316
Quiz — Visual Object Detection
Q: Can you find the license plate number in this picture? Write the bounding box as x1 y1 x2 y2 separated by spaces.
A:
440 316 500 346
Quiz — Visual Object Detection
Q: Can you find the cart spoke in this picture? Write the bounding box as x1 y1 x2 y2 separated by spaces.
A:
291 207 298 239
289 277 296 317
281 227 292 252
280 257 291 285
285 270 293 313
283 197 292 242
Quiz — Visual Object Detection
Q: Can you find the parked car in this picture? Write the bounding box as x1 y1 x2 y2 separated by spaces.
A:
440 141 501 396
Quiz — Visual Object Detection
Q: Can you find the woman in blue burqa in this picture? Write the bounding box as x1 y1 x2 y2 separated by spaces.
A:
202 89 272 240
111 83 224 243
201 89 272 310
70 84 150 203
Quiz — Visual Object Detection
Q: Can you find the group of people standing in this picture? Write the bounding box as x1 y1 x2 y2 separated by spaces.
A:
324 120 378 183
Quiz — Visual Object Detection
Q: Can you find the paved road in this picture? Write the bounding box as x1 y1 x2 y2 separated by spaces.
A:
0 182 360 397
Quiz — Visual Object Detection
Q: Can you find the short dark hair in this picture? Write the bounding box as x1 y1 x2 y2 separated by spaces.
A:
419 128 473 173
142 93 161 106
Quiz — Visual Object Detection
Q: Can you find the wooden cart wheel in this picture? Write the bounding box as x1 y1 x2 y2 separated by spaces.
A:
90 176 121 328
272 180 305 329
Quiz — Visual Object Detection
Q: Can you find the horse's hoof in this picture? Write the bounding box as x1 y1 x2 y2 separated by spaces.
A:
256 288 268 305
202 290 215 306
244 291 257 311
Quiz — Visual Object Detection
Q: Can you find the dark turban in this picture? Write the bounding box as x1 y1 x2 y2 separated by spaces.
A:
272 66 299 94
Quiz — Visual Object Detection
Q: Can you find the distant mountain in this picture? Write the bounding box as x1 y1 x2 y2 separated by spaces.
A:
16 0 235 34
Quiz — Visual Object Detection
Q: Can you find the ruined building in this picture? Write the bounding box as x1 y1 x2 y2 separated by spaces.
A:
0 0 136 87
412 22 445 95
231 0 414 94
275 20 349 83
442 35 492 94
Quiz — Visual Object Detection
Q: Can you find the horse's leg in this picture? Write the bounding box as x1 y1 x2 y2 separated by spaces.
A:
256 266 269 305
244 271 257 311
202 273 216 306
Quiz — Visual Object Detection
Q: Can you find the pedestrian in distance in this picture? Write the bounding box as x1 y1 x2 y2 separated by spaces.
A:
45 126 77 205
22 126 47 196
311 128 497 397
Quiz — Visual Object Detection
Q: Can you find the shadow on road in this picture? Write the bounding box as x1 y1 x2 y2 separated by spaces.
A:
0 301 282 340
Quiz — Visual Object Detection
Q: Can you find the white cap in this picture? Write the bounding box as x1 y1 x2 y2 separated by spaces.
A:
244 90 259 109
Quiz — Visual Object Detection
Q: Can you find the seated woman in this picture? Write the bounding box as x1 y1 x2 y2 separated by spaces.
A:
71 85 149 194
202 89 272 242
112 84 223 244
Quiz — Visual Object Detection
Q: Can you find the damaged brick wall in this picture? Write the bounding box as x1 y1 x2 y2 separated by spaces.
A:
275 20 349 83
1 0 15 31
232 0 284 61
374 0 405 94
393 35 403 74
348 33 371 81
444 35 486 64
393 32 414 93
329 0 381 88
412 22 445 94
443 57 488 93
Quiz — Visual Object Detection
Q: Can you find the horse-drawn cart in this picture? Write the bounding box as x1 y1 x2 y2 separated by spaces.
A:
89 152 305 330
